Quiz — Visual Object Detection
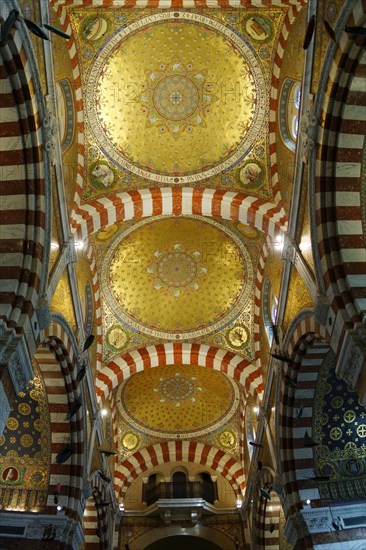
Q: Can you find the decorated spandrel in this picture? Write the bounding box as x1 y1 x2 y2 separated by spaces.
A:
312 352 366 502
0 361 50 512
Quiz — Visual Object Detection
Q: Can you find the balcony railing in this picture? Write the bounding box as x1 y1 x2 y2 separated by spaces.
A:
145 481 217 507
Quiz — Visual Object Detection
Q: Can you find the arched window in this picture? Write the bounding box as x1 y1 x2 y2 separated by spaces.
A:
172 471 187 498
263 278 278 345
279 78 301 151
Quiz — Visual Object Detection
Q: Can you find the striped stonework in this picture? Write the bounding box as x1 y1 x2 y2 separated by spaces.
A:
0 25 47 360
252 468 281 550
269 3 303 204
114 441 246 500
83 473 111 550
72 188 287 242
313 1 366 366
50 0 307 12
97 342 264 402
36 318 85 526
277 338 333 550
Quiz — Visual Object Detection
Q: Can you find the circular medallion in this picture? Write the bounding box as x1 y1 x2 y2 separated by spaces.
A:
6 418 18 431
157 252 197 287
161 375 195 401
18 403 31 416
343 410 356 423
117 365 239 439
153 75 199 120
106 326 128 351
20 434 33 448
331 396 343 409
356 424 366 438
330 427 342 441
87 13 266 182
228 325 249 348
122 433 139 451
219 430 236 448
103 215 253 340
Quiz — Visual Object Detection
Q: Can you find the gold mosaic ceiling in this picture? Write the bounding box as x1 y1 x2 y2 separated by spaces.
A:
116 365 240 439
86 12 266 181
69 7 286 199
100 216 254 340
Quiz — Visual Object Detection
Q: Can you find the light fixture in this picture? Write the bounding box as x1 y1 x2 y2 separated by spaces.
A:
119 503 125 511
50 241 59 251
306 499 311 505
56 505 62 511
74 240 85 250
236 499 242 509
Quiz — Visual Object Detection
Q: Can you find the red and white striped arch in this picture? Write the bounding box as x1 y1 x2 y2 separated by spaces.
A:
269 3 303 204
83 472 110 550
36 318 85 525
0 24 47 341
252 468 281 550
72 188 287 241
51 0 307 13
314 2 366 348
114 441 246 500
277 310 337 549
85 222 270 399
97 342 264 402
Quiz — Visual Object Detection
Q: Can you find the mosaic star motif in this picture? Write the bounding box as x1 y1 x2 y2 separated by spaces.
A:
140 63 213 135
146 242 207 297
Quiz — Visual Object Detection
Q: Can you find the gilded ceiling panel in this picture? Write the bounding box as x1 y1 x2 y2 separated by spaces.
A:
114 364 242 461
0 361 50 512
68 7 286 200
92 216 262 363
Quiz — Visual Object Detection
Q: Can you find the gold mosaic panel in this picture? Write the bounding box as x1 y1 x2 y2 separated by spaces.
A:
101 216 254 339
117 364 240 439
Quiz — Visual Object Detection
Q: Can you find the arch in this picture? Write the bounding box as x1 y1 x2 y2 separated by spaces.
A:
277 336 333 548
83 471 111 550
0 12 50 361
71 188 287 242
252 468 281 550
114 441 246 499
128 524 238 550
36 315 85 524
270 3 304 202
311 1 366 332
97 343 264 403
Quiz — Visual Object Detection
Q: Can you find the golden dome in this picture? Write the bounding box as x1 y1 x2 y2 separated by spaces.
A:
86 12 266 183
102 216 253 339
117 364 240 438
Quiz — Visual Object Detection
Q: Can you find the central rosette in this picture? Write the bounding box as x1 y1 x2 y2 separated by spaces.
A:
157 251 197 287
152 75 200 121
147 243 206 298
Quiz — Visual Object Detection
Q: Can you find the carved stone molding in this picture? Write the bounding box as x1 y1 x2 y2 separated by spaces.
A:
7 339 34 394
336 323 366 392
36 296 51 330
0 321 19 365
42 97 58 166
300 93 317 164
